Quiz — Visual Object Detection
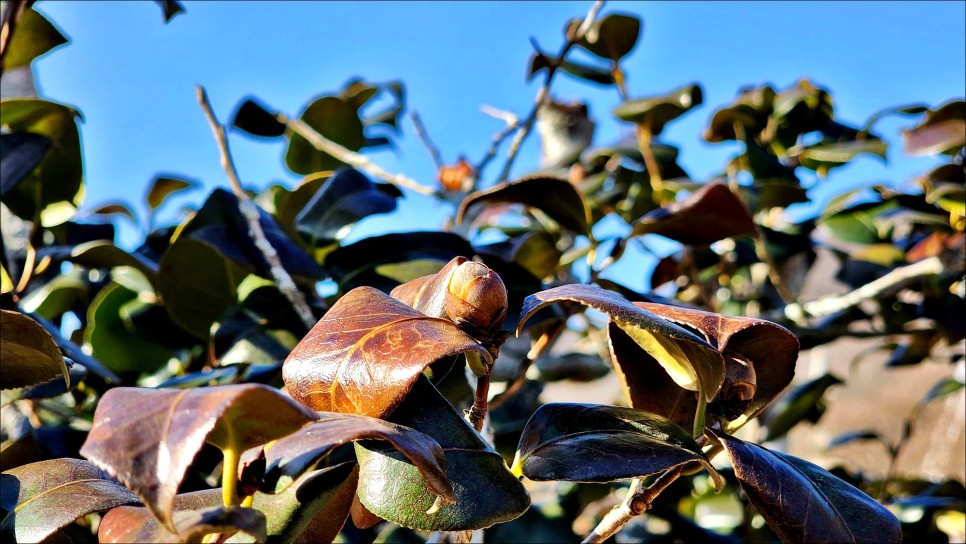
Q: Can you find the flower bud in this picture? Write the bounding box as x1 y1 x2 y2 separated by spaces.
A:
444 260 508 334
709 353 757 422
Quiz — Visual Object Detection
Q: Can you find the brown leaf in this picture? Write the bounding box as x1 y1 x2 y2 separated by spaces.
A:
80 384 316 532
0 309 69 390
456 176 592 236
349 495 383 529
630 182 757 245
283 286 491 417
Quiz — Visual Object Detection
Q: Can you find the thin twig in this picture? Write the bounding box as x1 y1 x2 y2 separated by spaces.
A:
582 467 684 543
410 111 445 170
196 85 317 331
472 118 521 187
278 113 438 196
480 104 519 126
495 0 606 182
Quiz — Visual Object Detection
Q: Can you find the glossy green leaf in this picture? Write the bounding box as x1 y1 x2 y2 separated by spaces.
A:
704 85 776 142
1 7 68 70
160 238 238 338
577 13 641 62
709 429 902 543
763 374 842 442
285 96 366 175
0 133 51 195
456 176 591 236
0 98 83 223
513 403 721 488
613 83 703 135
80 384 316 532
355 377 530 531
1 458 140 543
0 310 69 390
85 282 175 373
67 240 158 285
232 98 286 138
146 176 198 211
631 182 757 245
294 167 401 246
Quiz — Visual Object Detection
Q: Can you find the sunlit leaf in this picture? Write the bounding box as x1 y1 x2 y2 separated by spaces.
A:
80 384 316 532
65 240 159 285
355 377 529 531
709 429 902 543
576 13 641 62
457 176 591 236
0 310 69 390
798 138 888 173
146 176 198 211
475 230 562 280
1 458 140 543
903 100 966 156
613 83 703 135
283 286 490 417
630 182 757 245
920 377 965 406
513 403 721 489
1 7 68 70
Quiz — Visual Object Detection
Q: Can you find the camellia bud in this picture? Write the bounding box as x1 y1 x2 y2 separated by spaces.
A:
709 352 757 422
444 260 508 335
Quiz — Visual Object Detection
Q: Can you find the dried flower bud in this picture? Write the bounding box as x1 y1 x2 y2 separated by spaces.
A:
444 260 508 334
709 353 757 422
438 158 474 192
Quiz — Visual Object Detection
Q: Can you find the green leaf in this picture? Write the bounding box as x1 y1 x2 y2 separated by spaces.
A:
577 13 641 62
763 374 843 442
456 176 592 236
232 98 286 139
475 230 562 280
355 377 530 531
630 182 757 245
160 238 238 339
920 377 965 406
285 96 366 175
19 270 88 320
528 48 615 85
798 138 888 173
1 458 140 543
709 429 902 543
153 0 186 23
85 282 175 373
0 133 51 195
704 85 777 143
513 403 721 489
613 83 703 135
67 240 159 286
0 310 69 390
146 175 198 211
1 7 68 70
80 384 316 532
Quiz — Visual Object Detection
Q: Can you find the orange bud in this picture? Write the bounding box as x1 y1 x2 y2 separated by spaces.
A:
437 158 474 192
444 260 508 334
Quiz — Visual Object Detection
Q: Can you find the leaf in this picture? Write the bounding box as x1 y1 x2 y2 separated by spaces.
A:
475 230 562 280
709 428 902 543
1 458 140 543
704 85 777 143
920 377 965 405
763 373 843 442
27 310 121 384
528 48 615 85
101 498 268 544
282 286 491 418
67 240 159 285
154 0 186 23
146 176 198 211
798 138 888 173
0 310 69 390
827 430 883 449
285 96 366 175
456 176 591 236
160 238 238 339
293 167 401 246
89 201 138 222
256 412 452 502
231 98 286 139
354 377 529 531
631 182 757 245
512 403 721 489
903 100 966 156
613 83 703 135
85 282 175 373
80 384 316 532
0 133 51 196
1 7 68 70
577 13 641 62
518 284 724 402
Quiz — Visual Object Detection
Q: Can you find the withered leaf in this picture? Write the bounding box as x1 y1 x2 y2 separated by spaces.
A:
709 429 902 543
513 403 722 490
80 384 316 533
0 309 69 391
1 458 140 543
630 182 757 245
283 286 491 417
456 176 592 236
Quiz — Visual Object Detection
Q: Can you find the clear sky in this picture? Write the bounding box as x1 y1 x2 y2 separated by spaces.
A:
28 1 966 288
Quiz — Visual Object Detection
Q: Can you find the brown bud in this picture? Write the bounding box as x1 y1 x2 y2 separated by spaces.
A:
709 353 757 422
444 260 508 334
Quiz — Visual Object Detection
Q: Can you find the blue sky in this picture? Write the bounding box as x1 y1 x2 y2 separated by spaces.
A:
29 1 966 288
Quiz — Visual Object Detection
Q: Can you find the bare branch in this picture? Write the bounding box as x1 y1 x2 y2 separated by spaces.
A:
195 85 317 331
583 467 684 543
410 111 445 170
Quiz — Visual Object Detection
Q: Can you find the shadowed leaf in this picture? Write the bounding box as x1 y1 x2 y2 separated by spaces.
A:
763 373 842 442
98 488 221 543
631 182 757 245
101 500 267 543
355 377 529 531
1 7 68 70
827 430 883 450
475 230 562 280
0 133 51 195
285 96 366 174
80 384 316 532
1 458 140 543
457 176 591 236
146 176 198 211
154 0 186 23
0 310 69 390
65 240 159 284
513 403 721 489
255 412 452 502
709 429 902 543
159 238 238 339
232 98 286 138
85 282 175 373
576 13 641 62
903 100 966 156
528 48 615 86
89 202 138 223
282 286 490 417
704 85 776 143
613 83 703 135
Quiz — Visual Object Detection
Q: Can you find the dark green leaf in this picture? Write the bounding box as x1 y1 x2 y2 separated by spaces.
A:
457 176 591 236
475 230 562 280
704 85 777 143
613 83 703 135
27 311 121 384
710 429 902 543
355 377 529 531
160 238 238 338
763 374 843 442
798 138 888 174
66 240 158 285
294 168 401 246
827 430 883 449
0 133 51 195
1 7 68 70
1 458 140 543
527 49 615 85
631 182 757 245
513 403 721 487
0 309 69 390
577 13 641 62
85 282 175 373
232 98 286 139
146 176 198 211
154 0 186 23
285 96 366 175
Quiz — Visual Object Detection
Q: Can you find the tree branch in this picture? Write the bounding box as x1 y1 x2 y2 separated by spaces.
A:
410 111 445 170
582 467 684 543
196 85 317 331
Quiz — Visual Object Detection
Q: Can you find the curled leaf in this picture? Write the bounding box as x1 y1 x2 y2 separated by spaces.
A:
456 176 592 236
630 182 757 245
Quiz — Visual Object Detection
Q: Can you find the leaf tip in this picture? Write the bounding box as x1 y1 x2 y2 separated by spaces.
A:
509 451 524 479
